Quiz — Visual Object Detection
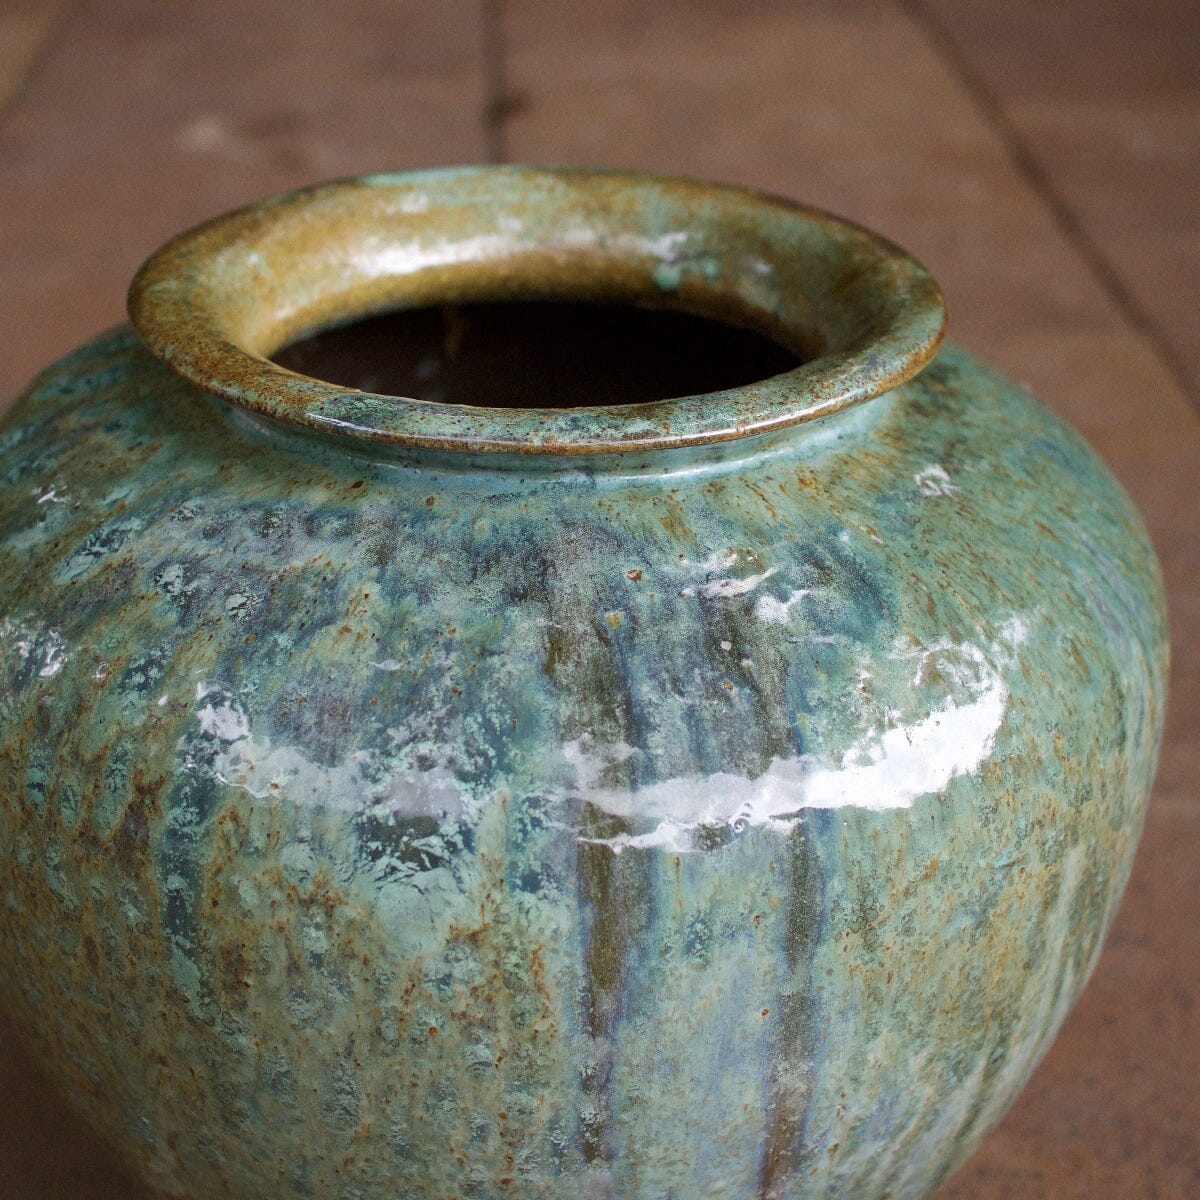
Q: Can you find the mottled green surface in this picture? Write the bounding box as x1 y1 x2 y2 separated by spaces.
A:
0 173 1167 1200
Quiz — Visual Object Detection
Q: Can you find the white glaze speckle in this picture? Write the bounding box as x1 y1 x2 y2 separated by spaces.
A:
914 463 960 497
187 684 467 820
1 616 66 678
755 588 812 624
680 550 778 599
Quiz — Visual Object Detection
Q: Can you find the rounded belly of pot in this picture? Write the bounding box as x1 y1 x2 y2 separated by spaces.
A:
0 335 1167 1199
0 753 1156 1200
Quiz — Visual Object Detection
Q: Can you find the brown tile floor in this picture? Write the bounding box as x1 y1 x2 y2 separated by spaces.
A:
1 1 1196 1195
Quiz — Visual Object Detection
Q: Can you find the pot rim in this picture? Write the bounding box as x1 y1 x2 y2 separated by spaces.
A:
127 165 946 456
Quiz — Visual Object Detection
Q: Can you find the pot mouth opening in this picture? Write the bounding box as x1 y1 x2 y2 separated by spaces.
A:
271 300 806 410
128 166 946 456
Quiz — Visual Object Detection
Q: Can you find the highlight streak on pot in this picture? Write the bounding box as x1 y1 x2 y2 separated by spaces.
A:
573 624 1024 853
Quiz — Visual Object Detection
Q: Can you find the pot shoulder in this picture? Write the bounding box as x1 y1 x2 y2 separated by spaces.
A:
0 329 1167 832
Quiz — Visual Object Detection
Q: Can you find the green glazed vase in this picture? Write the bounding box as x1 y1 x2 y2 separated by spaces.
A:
0 168 1167 1199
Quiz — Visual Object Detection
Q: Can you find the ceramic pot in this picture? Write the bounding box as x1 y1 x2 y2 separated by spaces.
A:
0 168 1166 1200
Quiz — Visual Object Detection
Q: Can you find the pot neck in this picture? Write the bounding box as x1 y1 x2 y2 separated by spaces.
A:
127 166 946 459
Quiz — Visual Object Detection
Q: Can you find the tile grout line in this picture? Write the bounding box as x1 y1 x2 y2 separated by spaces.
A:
0 0 81 132
898 0 1200 412
481 0 508 164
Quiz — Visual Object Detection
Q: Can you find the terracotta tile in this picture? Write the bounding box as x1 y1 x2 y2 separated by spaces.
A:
0 1039 142 1197
0 0 488 402
0 1 66 108
1015 97 1200 393
918 0 1199 106
922 0 1200 395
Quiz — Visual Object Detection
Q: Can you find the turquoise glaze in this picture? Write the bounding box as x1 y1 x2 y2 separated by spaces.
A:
0 169 1167 1199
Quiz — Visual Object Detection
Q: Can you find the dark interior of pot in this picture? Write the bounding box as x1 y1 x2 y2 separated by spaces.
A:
271 301 805 408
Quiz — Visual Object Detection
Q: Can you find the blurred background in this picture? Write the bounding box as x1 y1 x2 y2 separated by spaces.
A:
1 1 1196 1195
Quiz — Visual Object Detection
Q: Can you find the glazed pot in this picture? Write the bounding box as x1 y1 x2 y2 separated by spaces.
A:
0 168 1166 1200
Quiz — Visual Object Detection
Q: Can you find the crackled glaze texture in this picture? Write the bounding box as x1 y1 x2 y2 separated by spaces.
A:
0 169 1167 1200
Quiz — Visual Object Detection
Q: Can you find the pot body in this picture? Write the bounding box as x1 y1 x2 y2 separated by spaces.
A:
0 329 1166 1199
